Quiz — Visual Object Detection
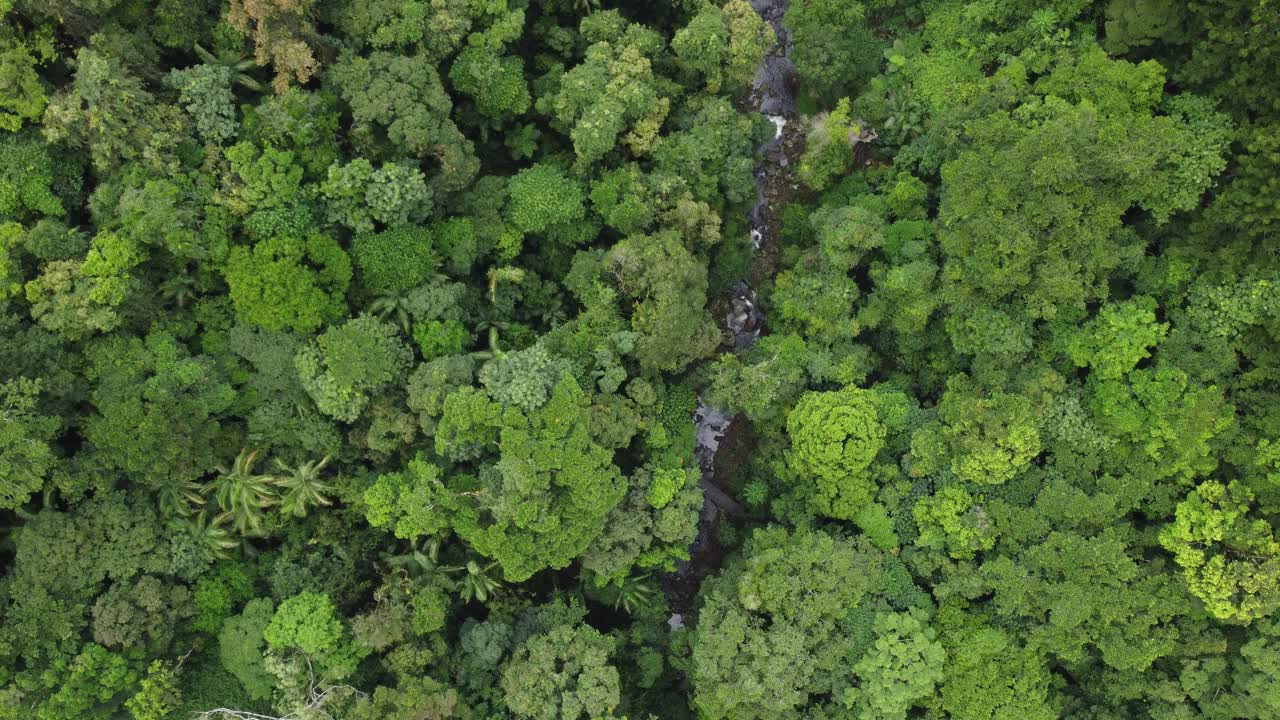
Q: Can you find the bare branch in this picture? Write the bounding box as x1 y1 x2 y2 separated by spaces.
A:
191 653 364 720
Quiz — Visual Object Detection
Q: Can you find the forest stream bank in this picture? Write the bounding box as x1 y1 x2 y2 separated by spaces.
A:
662 0 802 612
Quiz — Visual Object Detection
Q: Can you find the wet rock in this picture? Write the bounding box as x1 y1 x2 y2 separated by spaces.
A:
694 402 733 473
725 283 764 349
748 0 798 117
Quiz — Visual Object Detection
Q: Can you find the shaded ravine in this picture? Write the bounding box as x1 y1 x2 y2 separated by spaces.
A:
662 0 799 613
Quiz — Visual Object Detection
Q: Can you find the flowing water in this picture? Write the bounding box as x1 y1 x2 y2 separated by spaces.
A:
664 0 798 612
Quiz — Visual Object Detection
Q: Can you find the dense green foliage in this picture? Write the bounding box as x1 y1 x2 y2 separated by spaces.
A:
1 1 1278 718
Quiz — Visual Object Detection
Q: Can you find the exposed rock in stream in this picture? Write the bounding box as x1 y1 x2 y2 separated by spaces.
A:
662 0 798 613
748 0 798 118
693 403 733 471
725 283 764 349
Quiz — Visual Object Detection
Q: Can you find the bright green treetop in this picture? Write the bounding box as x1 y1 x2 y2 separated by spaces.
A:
844 609 945 720
295 316 413 423
507 163 586 236
692 526 891 719
501 623 620 720
1160 480 1280 624
264 592 367 681
672 0 773 95
364 454 451 541
462 375 625 581
786 386 887 520
225 232 352 333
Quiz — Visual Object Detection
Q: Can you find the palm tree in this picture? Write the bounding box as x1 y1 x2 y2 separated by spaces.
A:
442 559 503 604
175 511 240 562
611 574 658 615
539 295 567 327
157 478 206 518
274 455 334 518
208 449 277 536
469 321 507 361
741 479 770 509
369 291 413 334
381 537 443 579
193 44 264 91
158 273 198 309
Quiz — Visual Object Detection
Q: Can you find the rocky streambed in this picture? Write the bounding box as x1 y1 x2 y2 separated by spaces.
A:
662 0 801 612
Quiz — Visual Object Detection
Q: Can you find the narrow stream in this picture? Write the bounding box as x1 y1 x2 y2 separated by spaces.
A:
663 0 798 612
